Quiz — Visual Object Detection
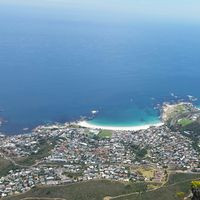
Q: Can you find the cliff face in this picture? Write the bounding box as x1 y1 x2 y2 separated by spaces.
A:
192 188 200 200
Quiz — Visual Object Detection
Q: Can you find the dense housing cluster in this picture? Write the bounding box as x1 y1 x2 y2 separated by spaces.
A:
0 122 199 198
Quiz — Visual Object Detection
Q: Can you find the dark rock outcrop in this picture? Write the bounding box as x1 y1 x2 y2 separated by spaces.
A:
192 188 200 200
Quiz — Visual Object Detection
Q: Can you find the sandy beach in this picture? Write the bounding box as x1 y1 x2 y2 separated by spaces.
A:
77 120 164 131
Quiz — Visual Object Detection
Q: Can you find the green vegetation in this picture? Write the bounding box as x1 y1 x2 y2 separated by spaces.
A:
0 157 19 177
135 148 147 160
98 130 112 138
137 167 155 180
165 103 200 154
130 144 147 161
176 192 185 200
164 103 199 129
16 139 55 166
176 104 187 113
180 121 200 134
167 104 188 121
166 173 200 186
178 118 193 127
114 173 200 200
63 171 83 179
4 173 200 200
5 180 147 200
117 181 190 200
191 181 200 188
179 121 200 153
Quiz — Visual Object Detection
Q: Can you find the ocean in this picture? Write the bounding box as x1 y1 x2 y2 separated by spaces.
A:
0 1 200 134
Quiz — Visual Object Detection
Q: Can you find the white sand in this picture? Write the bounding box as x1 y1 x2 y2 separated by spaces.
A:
77 120 164 131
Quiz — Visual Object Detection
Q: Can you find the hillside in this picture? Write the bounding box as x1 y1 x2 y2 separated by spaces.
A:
0 157 19 178
4 173 200 200
4 180 147 200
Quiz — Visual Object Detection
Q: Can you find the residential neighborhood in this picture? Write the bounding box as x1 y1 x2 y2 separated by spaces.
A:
0 122 199 198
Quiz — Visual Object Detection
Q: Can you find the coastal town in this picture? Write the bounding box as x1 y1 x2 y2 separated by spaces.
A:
2 0 200 199
0 102 200 199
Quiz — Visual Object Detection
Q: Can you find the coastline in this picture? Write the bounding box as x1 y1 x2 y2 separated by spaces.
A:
77 120 164 131
2 101 198 135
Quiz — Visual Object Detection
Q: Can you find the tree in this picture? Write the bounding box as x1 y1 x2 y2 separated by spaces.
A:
191 181 200 200
176 192 185 200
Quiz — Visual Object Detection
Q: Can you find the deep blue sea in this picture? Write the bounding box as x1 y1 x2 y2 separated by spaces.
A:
0 1 200 134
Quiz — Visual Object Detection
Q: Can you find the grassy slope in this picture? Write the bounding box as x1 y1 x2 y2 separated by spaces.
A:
15 140 54 166
178 118 193 127
114 180 191 200
5 181 146 200
0 157 19 178
4 173 200 200
98 130 112 138
114 173 200 200
166 173 200 186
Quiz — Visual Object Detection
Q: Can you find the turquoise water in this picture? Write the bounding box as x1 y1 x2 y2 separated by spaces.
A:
90 105 161 127
0 1 200 134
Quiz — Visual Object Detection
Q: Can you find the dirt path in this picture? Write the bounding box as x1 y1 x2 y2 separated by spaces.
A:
106 176 200 200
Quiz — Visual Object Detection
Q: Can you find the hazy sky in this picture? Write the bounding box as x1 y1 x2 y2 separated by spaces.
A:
1 0 200 24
